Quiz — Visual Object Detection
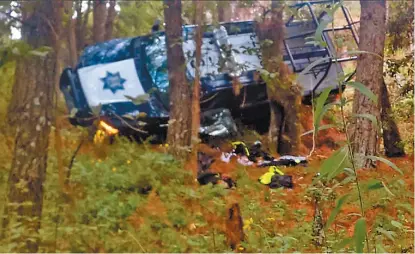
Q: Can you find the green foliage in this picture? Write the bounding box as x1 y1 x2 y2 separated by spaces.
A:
353 218 367 253
365 155 403 175
0 42 15 176
345 81 378 104
306 2 414 253
0 1 413 253
0 135 242 252
115 2 164 37
384 52 413 154
326 194 349 229
318 145 351 181
313 87 332 134
386 0 414 52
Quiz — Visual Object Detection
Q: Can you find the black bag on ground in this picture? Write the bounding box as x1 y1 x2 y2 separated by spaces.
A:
269 175 294 189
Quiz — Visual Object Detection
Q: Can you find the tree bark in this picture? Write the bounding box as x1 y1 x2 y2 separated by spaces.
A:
93 0 107 43
256 3 301 154
65 2 78 67
75 0 83 50
164 0 192 159
225 203 244 250
217 1 227 22
380 79 405 157
74 0 92 51
2 0 61 251
105 0 116 40
351 0 386 168
190 0 204 174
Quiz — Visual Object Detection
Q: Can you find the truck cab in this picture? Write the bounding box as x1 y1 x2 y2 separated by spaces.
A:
60 0 358 140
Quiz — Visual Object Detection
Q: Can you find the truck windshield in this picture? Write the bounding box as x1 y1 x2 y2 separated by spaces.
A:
144 33 224 87
144 30 262 87
145 35 169 93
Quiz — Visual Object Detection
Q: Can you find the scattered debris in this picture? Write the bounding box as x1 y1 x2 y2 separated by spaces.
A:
245 141 272 162
258 155 308 167
236 156 253 166
259 166 294 189
197 152 236 189
259 166 285 185
198 140 305 189
269 175 294 189
200 108 238 139
231 141 251 157
231 140 308 167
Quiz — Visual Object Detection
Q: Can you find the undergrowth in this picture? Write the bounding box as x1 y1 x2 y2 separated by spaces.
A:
0 1 413 253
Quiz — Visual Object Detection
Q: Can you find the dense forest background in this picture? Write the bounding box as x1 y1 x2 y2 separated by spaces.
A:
0 0 413 253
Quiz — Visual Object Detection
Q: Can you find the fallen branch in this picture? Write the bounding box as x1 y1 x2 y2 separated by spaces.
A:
66 138 85 184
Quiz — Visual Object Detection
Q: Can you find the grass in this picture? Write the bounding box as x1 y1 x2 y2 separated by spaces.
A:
1 106 412 252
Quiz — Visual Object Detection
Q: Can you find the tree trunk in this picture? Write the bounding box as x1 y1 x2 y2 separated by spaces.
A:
93 0 107 43
164 0 192 159
190 0 204 174
351 0 386 168
2 1 60 251
380 79 405 157
268 101 283 153
75 0 83 50
75 0 92 51
217 1 227 22
65 3 78 67
225 203 244 250
105 0 116 40
256 3 301 154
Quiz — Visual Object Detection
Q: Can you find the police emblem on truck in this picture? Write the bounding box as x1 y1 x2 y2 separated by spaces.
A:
101 71 126 94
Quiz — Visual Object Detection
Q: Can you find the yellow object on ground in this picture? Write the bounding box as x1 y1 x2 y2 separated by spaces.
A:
99 120 119 135
231 141 250 156
93 129 107 144
259 166 284 185
93 121 119 144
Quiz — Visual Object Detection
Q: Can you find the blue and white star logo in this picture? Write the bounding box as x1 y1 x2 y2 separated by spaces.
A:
100 71 126 94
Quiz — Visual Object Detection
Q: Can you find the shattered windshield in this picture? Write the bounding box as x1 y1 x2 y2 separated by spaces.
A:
78 38 133 68
145 33 223 87
144 27 262 87
145 35 169 93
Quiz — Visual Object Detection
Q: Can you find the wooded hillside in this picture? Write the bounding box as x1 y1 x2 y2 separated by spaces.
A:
0 1 413 252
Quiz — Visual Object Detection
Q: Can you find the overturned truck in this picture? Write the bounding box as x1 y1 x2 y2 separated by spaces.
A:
60 0 359 141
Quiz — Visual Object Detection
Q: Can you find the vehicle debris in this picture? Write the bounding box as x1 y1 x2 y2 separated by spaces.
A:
258 166 294 189
197 152 236 189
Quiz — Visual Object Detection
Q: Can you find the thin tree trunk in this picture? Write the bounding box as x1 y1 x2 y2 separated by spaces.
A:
225 203 244 250
93 0 107 43
105 0 116 40
352 0 386 168
268 101 282 153
190 0 204 174
2 0 61 250
75 0 92 51
75 0 83 50
68 18 78 67
312 196 326 247
164 0 192 159
380 79 405 157
81 0 92 49
217 1 227 22
257 3 301 154
65 3 78 67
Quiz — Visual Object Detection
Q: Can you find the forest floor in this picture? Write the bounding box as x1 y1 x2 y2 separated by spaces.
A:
0 103 413 253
